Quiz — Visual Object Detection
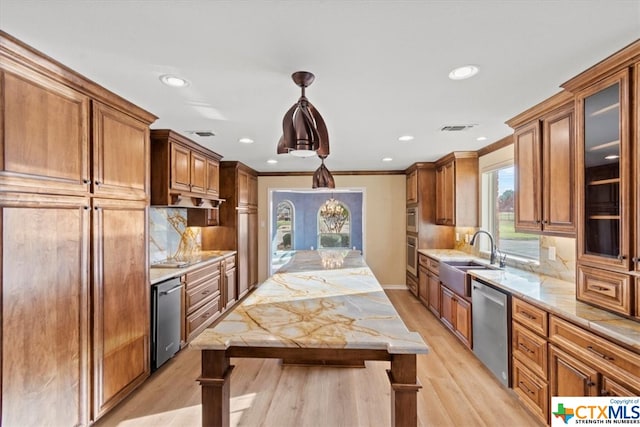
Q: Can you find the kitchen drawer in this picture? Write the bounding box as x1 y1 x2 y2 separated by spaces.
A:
418 254 429 268
223 255 236 270
602 376 639 397
186 261 221 290
512 297 548 337
512 358 548 424
427 257 439 274
185 277 220 313
549 315 640 392
513 322 548 380
186 261 221 287
186 297 220 342
577 265 631 316
406 273 418 297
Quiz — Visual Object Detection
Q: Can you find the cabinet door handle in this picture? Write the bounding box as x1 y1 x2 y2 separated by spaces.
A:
518 342 534 354
542 220 548 224
632 257 639 263
83 179 91 184
586 346 614 361
518 381 534 395
519 311 536 320
601 389 610 396
95 181 101 186
618 255 626 260
586 380 596 387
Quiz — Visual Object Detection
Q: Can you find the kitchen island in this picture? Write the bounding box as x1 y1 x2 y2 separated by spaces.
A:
190 250 428 426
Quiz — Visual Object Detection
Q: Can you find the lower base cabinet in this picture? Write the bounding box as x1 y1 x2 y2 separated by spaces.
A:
184 261 221 343
549 345 599 396
406 272 418 297
513 358 549 422
439 285 472 348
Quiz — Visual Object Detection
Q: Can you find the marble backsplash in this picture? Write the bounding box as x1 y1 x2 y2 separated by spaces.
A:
453 226 576 282
149 207 201 264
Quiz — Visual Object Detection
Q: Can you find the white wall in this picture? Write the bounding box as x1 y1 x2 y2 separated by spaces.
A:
257 174 406 285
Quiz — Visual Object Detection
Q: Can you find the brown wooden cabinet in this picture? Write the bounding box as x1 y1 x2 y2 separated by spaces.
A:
508 92 576 235
418 263 429 306
549 345 599 397
434 153 478 227
221 254 237 311
202 162 259 297
439 285 472 348
404 163 454 294
549 315 640 397
184 261 222 343
0 61 91 196
92 101 150 200
0 32 156 425
511 297 549 423
92 198 149 418
406 169 418 204
150 129 223 208
427 270 441 317
406 272 418 297
0 193 91 427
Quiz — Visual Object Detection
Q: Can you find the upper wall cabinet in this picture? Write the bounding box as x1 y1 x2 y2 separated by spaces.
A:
0 61 91 195
560 39 640 318
406 169 418 204
434 152 478 227
92 101 150 200
149 129 223 207
507 91 576 236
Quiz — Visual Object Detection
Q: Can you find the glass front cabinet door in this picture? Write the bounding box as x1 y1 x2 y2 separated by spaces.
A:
576 69 631 271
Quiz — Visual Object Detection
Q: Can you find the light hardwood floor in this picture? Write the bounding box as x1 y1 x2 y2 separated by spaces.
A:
94 290 543 426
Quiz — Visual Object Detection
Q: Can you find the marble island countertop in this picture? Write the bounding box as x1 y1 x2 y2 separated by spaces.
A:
419 249 640 352
190 250 429 354
149 250 236 285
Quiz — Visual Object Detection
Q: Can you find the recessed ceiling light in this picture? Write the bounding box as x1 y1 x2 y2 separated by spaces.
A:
382 157 393 162
398 135 414 142
448 65 479 80
238 137 254 144
266 159 278 164
477 136 488 141
159 74 189 87
604 154 620 160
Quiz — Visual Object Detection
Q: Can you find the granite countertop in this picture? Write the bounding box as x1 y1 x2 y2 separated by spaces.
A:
419 249 640 352
149 250 237 285
190 250 429 354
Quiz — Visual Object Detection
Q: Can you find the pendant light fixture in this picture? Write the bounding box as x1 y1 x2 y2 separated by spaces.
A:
278 71 334 188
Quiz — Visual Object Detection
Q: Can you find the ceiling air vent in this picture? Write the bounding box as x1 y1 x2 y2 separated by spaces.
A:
193 131 215 137
440 124 476 132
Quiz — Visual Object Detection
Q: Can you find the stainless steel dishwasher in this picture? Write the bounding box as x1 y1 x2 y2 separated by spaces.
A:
151 277 183 371
471 278 511 387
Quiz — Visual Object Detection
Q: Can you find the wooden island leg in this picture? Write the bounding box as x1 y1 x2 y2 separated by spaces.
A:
388 354 421 427
198 350 234 427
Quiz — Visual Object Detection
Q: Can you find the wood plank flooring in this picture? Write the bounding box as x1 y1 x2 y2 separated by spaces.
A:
94 290 543 426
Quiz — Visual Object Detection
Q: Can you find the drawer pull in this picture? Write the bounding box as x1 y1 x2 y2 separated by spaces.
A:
518 342 534 354
591 285 610 292
519 311 536 320
519 381 534 395
586 346 614 361
202 290 210 295
202 313 211 319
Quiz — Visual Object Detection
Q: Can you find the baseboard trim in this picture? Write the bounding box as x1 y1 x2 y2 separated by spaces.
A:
381 284 408 290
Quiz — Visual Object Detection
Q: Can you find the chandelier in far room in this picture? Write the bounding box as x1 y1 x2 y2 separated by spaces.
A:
277 71 334 188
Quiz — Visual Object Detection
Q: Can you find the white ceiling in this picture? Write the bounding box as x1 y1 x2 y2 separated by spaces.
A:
1 1 639 173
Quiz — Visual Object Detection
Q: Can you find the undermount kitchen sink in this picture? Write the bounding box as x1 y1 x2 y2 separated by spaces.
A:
438 260 498 298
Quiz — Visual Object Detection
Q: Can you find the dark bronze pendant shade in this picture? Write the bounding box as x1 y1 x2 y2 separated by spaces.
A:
312 157 335 189
278 71 330 158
